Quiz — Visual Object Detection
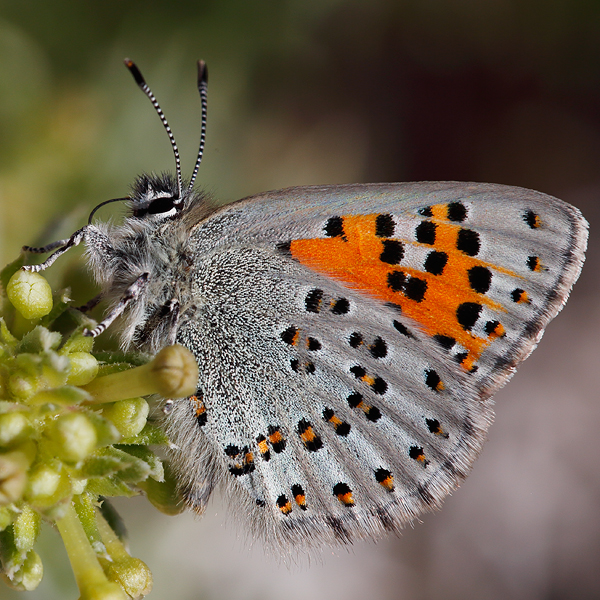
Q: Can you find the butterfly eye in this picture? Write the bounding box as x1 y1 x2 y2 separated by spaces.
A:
133 196 179 218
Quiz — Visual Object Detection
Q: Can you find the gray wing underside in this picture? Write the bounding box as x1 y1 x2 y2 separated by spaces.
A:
165 181 587 550
191 181 587 398
167 246 492 549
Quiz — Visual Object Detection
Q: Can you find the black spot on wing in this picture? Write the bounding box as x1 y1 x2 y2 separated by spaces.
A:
305 289 323 312
456 302 482 330
393 320 414 338
447 201 467 222
468 266 492 294
369 337 388 358
527 256 540 271
380 240 404 265
424 250 448 275
387 270 406 292
434 334 455 350
523 209 540 229
275 241 292 256
331 298 350 315
416 221 436 244
456 228 480 256
324 216 345 238
375 214 395 237
404 277 427 302
307 337 322 351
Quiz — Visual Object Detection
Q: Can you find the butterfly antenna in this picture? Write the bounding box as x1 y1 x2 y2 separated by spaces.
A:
124 59 183 204
188 60 208 191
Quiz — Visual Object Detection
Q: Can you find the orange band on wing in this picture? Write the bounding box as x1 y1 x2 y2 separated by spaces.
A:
290 212 515 363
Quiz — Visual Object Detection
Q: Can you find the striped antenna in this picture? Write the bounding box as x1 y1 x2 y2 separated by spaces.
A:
188 60 208 191
124 59 183 203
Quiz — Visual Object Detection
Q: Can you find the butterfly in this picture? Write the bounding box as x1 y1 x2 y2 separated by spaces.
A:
23 60 588 550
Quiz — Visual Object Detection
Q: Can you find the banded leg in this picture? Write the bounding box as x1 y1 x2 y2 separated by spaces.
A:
22 227 87 273
83 273 149 337
75 293 104 314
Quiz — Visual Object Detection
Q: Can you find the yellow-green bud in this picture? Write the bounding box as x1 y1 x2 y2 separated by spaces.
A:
67 352 99 387
7 271 53 320
149 344 198 397
139 462 185 515
8 373 36 400
0 447 34 505
25 462 71 508
0 412 31 446
1 549 43 591
101 397 149 438
48 412 98 463
102 556 153 598
12 505 41 554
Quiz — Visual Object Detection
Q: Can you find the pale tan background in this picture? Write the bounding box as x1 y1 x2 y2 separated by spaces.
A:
1 1 599 598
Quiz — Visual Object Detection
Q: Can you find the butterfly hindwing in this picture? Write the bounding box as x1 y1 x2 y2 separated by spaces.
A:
167 243 493 547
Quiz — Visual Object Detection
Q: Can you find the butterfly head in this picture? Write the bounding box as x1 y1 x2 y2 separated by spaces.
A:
130 173 186 219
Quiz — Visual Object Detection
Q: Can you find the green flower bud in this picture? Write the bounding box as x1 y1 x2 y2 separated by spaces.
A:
8 373 36 400
7 271 53 320
0 446 34 505
138 462 185 515
60 331 95 354
101 398 149 438
67 352 99 387
8 348 70 400
0 412 31 447
48 412 98 463
1 549 43 591
25 461 71 508
12 505 41 554
148 345 198 398
83 412 121 447
102 556 153 598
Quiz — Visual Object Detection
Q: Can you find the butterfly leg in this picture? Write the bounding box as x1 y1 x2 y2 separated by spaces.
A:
83 272 149 337
23 238 72 254
22 227 88 272
75 293 104 313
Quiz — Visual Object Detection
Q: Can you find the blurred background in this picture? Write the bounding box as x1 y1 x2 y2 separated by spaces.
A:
1 1 599 599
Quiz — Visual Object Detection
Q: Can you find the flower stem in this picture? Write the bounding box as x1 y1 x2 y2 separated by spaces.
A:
56 500 126 600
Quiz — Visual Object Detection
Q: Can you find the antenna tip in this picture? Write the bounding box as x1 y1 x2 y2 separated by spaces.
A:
197 60 208 85
124 58 146 87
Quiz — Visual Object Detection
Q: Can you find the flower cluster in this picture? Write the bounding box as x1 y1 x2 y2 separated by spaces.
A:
0 262 197 599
